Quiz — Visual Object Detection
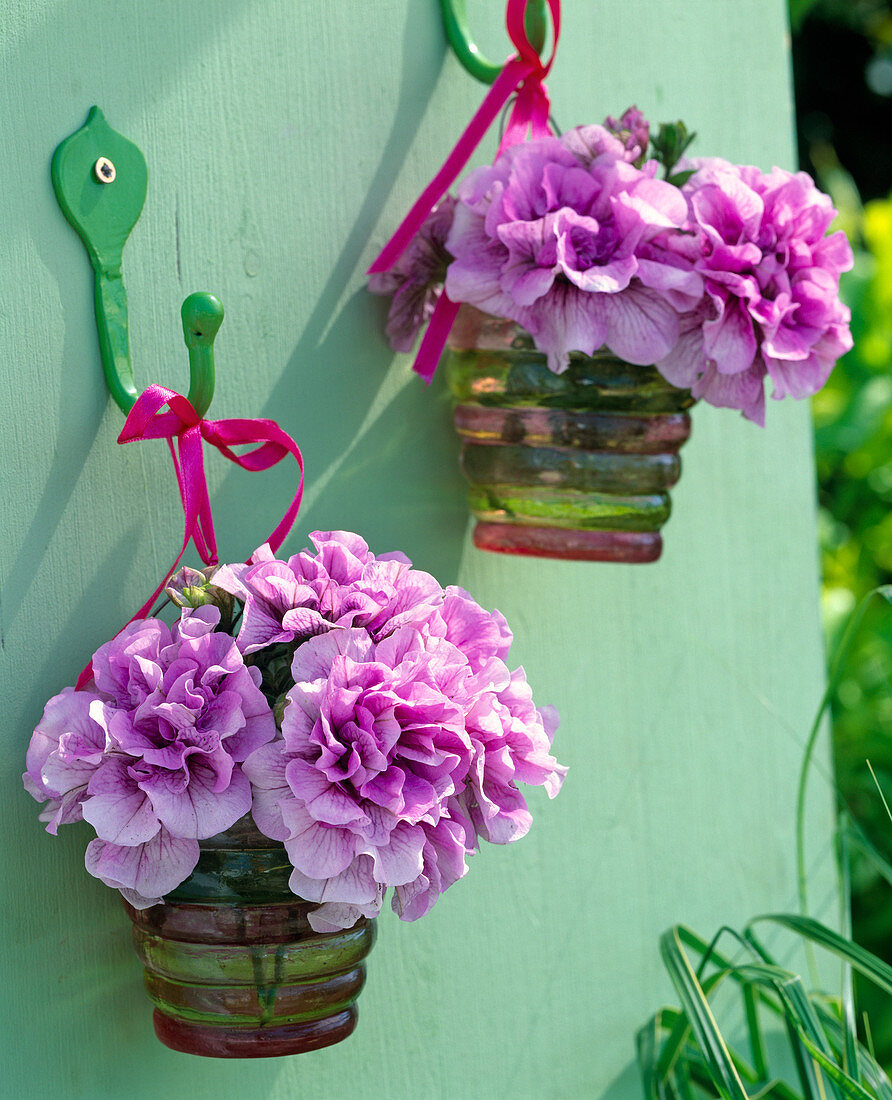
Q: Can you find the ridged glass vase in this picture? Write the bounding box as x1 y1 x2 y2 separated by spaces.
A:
124 815 376 1058
444 306 695 563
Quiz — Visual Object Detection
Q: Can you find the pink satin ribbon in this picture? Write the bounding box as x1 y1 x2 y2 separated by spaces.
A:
76 385 304 688
368 0 560 277
368 0 560 381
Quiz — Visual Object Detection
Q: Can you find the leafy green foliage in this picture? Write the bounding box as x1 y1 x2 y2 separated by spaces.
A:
650 121 697 181
791 0 892 36
788 0 892 1071
812 167 892 1063
638 918 892 1098
788 0 823 32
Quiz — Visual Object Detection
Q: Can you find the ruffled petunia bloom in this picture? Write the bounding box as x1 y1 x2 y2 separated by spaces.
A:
23 606 276 907
244 614 565 932
24 688 111 835
213 531 443 656
369 107 852 425
444 125 703 373
26 534 564 928
656 160 854 424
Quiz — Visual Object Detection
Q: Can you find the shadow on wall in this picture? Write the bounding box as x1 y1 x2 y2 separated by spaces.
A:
13 0 464 642
3 165 126 640
0 0 260 662
208 8 467 580
9 527 138 736
211 287 468 582
601 1062 643 1099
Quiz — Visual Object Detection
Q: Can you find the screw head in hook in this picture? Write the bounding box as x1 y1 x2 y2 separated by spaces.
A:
94 156 116 183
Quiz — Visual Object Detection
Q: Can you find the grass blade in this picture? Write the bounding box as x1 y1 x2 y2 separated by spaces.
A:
792 1026 878 1100
654 1004 696 1081
744 982 769 1079
796 586 892 919
637 1012 662 1099
646 918 892 1100
836 817 860 1085
816 1003 892 1100
785 977 847 1100
749 916 892 996
660 927 750 1100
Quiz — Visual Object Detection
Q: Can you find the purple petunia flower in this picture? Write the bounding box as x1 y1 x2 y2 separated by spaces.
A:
444 126 702 373
368 106 851 424
24 688 110 835
655 159 854 424
229 535 565 931
23 606 276 907
368 197 456 352
26 532 564 927
213 531 443 655
244 618 565 932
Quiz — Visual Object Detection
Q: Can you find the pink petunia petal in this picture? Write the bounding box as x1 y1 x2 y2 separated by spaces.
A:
366 821 426 887
284 819 358 879
702 296 758 375
139 759 251 839
85 829 199 901
82 756 161 845
598 284 679 364
288 854 381 906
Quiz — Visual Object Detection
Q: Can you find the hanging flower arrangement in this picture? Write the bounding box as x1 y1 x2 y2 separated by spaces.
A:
367 0 854 561
26 532 564 927
32 100 567 1057
371 110 853 427
24 530 565 1054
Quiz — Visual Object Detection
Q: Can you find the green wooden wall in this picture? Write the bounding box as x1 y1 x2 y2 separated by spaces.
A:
0 1 837 1096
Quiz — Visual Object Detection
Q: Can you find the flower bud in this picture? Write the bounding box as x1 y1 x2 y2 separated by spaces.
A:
604 105 650 165
166 565 234 624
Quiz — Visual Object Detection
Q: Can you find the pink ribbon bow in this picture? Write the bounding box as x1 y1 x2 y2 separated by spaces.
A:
368 0 560 382
76 384 304 688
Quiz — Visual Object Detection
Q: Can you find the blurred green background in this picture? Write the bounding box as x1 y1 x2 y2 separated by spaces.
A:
791 0 892 1064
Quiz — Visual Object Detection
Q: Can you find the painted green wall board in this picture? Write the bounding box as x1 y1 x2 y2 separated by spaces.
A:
0 1 836 1097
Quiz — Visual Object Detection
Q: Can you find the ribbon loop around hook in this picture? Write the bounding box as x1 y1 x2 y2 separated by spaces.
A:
506 0 559 72
440 0 554 84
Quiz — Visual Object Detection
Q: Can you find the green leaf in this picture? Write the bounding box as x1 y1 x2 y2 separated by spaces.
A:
793 1025 878 1100
637 1013 662 1099
745 984 769 1078
650 120 697 177
779 976 846 1100
797 587 892 919
660 928 750 1100
815 1004 892 1100
667 169 696 188
750 915 892 996
646 919 892 1099
836 818 860 1086
654 1004 698 1081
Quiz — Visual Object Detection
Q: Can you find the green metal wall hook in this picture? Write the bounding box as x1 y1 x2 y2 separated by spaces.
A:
439 0 548 84
51 106 220 417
